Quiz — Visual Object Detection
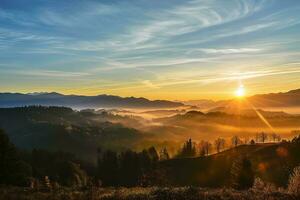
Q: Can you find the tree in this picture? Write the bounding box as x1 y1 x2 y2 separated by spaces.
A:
119 150 141 186
176 139 196 158
199 140 212 156
57 161 87 187
256 132 268 143
271 133 281 142
214 138 226 153
250 139 255 145
231 136 241 147
230 157 254 190
97 147 160 187
147 146 159 162
97 150 119 186
0 129 32 186
159 147 170 160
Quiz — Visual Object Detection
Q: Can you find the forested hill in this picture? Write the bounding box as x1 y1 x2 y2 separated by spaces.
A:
161 140 300 187
0 92 183 109
0 106 143 162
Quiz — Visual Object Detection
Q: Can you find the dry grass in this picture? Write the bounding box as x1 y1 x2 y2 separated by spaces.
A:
0 186 296 200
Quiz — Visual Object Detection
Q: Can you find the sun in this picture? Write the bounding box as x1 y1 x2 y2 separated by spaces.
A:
235 85 245 98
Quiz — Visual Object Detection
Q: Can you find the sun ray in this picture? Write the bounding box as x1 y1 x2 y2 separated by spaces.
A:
246 100 276 134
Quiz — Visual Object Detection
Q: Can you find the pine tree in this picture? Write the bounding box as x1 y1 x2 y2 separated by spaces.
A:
177 139 196 158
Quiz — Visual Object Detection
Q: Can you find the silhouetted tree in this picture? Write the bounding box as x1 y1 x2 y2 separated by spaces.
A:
200 141 212 156
231 136 241 147
214 138 226 153
176 139 196 158
256 132 268 143
57 161 87 187
97 147 160 187
148 146 159 162
97 149 119 186
0 129 32 186
271 133 281 142
230 157 254 190
119 150 141 186
159 147 170 160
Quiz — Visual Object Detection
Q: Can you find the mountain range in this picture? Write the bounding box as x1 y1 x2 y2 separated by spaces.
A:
184 88 300 111
0 88 299 111
0 92 183 109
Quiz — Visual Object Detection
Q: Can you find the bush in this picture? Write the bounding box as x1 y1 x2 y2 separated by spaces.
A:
288 166 300 196
252 177 277 193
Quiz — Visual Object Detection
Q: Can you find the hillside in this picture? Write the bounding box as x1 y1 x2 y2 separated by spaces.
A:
150 110 300 141
0 92 183 109
161 141 300 187
0 106 145 162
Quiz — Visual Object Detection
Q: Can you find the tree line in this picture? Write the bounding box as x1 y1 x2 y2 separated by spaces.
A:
176 132 282 158
0 127 290 189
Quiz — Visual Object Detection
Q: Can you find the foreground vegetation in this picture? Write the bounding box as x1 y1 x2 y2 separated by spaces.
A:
0 186 296 200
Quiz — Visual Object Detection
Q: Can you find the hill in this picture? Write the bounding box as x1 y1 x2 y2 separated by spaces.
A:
161 141 300 187
151 110 300 141
0 106 146 162
0 92 183 109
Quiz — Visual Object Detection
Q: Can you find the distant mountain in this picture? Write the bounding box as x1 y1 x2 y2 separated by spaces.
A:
216 88 300 108
246 88 300 107
182 89 300 113
0 92 183 109
182 99 216 109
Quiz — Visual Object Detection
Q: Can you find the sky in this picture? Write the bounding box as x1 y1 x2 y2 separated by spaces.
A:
0 0 300 100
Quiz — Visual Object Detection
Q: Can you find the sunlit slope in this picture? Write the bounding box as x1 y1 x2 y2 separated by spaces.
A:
152 111 300 141
161 142 300 187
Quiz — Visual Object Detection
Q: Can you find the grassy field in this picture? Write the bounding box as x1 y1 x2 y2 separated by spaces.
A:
0 186 296 200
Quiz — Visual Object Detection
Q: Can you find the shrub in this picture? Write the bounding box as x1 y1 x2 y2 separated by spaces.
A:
252 177 277 193
288 166 300 196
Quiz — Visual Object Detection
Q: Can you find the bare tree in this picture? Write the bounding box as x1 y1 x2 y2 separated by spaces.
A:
214 138 226 153
231 136 241 147
199 141 212 156
257 132 268 143
291 130 300 135
271 133 281 142
276 134 282 142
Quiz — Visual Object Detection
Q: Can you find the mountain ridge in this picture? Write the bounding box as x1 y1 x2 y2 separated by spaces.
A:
0 92 183 109
183 88 300 109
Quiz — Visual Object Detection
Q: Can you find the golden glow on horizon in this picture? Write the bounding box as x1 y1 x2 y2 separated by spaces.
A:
235 85 245 98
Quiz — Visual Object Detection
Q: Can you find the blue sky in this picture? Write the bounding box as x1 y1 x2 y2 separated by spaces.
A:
0 0 300 100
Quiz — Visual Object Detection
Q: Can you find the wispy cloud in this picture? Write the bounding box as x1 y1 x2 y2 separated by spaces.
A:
37 3 118 27
132 67 300 89
142 80 160 89
199 48 262 54
2 69 90 78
